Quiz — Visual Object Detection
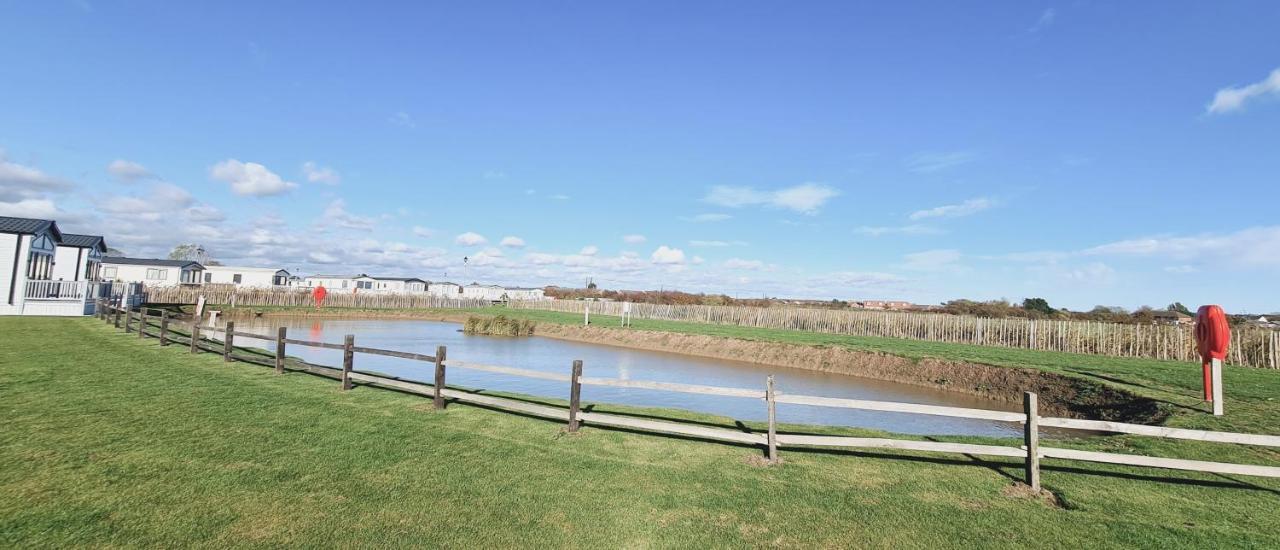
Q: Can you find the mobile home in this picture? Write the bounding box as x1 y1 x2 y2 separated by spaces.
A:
202 266 290 288
102 257 205 286
1 216 112 316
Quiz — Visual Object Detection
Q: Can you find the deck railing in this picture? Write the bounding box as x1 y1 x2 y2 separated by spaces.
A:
100 300 1280 495
24 280 91 301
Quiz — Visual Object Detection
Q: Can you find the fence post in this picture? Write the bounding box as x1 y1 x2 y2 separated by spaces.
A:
767 374 778 464
190 323 200 354
114 304 122 328
568 359 584 432
124 308 133 333
138 309 147 339
433 345 447 409
341 334 355 391
1024 392 1040 491
159 311 169 345
275 327 287 375
223 321 235 362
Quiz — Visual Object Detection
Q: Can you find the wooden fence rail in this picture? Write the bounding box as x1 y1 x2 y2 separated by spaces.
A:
510 300 1280 369
97 299 1280 495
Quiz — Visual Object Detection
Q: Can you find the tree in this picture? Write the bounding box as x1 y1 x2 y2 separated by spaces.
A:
1022 297 1055 315
168 244 211 265
105 247 125 256
1167 302 1193 316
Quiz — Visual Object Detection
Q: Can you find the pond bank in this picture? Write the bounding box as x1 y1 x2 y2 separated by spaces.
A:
222 307 1165 424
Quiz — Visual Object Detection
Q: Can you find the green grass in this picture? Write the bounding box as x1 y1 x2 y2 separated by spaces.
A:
5 317 1280 547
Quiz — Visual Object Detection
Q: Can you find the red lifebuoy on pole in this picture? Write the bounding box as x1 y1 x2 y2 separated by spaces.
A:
1195 305 1230 415
313 285 328 308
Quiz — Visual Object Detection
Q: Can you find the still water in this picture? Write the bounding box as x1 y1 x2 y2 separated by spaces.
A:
226 317 1028 437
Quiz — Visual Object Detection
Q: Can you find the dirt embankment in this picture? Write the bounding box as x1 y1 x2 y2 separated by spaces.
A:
534 324 1165 423
227 308 1164 423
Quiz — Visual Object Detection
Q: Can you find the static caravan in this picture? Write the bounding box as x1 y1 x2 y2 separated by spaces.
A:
505 287 547 301
462 283 507 302
427 281 462 297
53 234 107 282
102 257 205 287
1 216 110 316
202 266 290 288
302 274 367 291
369 276 427 293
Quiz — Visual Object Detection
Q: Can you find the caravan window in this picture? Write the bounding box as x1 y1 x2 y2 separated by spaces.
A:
146 268 168 280
232 274 242 284
102 266 117 279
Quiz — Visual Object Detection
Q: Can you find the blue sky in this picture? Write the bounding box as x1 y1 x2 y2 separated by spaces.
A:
2 1 1278 311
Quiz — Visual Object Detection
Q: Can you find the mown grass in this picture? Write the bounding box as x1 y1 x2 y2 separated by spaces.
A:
4 317 1280 547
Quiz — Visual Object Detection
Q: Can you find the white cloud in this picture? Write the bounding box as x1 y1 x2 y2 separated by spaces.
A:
0 198 58 218
185 204 225 222
689 240 747 247
901 249 964 272
412 226 435 238
1207 68 1280 114
909 198 994 220
904 151 977 173
724 258 764 270
301 161 341 185
1085 226 1280 268
321 199 375 231
309 251 338 263
390 111 417 128
0 155 72 202
579 245 599 256
651 245 686 264
683 213 732 222
1164 265 1198 274
1028 8 1055 32
500 236 526 248
691 256 705 265
623 234 647 244
704 183 838 215
855 225 944 236
455 232 488 246
550 194 570 200
107 159 154 182
210 159 297 197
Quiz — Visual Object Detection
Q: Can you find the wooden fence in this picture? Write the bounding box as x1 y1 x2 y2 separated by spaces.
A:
97 299 1280 493
512 300 1280 369
144 286 492 310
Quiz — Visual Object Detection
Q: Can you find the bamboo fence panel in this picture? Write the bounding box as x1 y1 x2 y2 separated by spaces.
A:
145 286 491 310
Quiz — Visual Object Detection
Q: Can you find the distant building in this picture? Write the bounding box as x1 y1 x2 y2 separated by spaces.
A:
462 283 507 301
368 276 427 293
1 216 114 316
857 300 913 311
427 281 462 297
1151 310 1194 325
505 287 547 301
202 266 290 288
102 257 205 286
301 274 428 293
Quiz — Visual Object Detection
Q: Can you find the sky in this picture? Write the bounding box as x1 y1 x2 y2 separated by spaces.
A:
1 1 1278 312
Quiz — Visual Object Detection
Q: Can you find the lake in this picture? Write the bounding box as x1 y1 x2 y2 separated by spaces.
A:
225 317 1033 437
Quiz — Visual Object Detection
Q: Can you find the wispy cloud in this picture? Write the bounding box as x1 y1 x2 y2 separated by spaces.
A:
1028 8 1056 33
390 111 417 128
900 249 965 272
904 151 977 173
623 234 647 244
682 213 732 222
302 161 341 185
855 225 944 237
704 183 839 215
1207 68 1280 114
210 159 297 197
107 159 155 183
321 199 375 231
454 232 487 246
909 198 994 220
500 236 526 248
690 240 747 247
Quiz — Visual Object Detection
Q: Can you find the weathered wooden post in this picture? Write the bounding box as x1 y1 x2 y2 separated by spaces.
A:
766 375 778 464
124 308 133 333
568 359 584 432
433 345 447 409
1024 391 1040 491
138 309 147 339
190 323 200 354
114 304 122 328
223 321 235 362
159 311 169 345
341 334 355 391
275 327 287 375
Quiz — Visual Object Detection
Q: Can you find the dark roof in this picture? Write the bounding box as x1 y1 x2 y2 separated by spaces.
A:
0 216 62 240
371 276 427 283
103 256 204 269
60 233 107 251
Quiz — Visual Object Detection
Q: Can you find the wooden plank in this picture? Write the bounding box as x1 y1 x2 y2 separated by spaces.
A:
1039 447 1280 478
230 329 273 340
578 411 767 445
275 327 287 375
351 345 436 363
577 376 765 399
282 338 347 350
341 334 355 391
447 360 572 382
774 394 1026 423
568 359 583 432
775 435 1026 458
433 345 446 410
766 375 778 463
1037 417 1280 447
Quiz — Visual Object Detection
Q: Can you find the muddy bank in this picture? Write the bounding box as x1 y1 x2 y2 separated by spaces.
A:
227 308 1164 424
533 324 1165 424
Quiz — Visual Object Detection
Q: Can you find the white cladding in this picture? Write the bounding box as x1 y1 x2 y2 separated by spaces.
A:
102 260 203 286
203 266 290 288
52 245 101 281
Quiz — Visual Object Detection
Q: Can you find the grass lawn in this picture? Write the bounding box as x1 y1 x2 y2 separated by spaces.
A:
4 317 1280 547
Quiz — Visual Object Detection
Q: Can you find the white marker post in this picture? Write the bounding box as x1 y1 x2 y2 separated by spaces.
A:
1212 358 1224 416
584 302 590 326
622 302 631 327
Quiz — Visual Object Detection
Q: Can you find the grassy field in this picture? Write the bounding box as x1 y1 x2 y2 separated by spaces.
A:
4 317 1280 547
